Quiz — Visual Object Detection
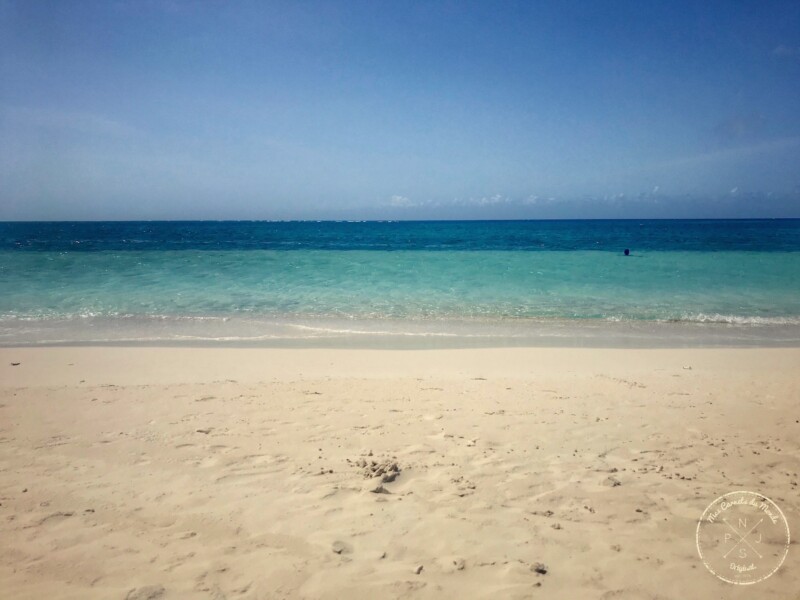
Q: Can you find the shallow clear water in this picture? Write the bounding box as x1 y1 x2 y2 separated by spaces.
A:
1 220 799 346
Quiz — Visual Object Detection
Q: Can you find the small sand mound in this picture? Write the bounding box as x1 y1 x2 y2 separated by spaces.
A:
349 456 401 483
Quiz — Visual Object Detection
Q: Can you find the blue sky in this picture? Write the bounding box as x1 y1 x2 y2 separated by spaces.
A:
1 0 799 220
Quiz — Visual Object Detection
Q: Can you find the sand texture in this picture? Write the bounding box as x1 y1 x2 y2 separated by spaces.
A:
1 347 798 599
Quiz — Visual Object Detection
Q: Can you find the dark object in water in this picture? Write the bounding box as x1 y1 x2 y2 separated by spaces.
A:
623 248 630 256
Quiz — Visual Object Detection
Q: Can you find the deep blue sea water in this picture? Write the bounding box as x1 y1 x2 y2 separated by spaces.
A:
1 220 799 347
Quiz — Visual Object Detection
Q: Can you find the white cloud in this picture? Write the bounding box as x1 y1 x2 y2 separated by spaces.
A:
388 195 415 208
476 194 509 206
450 194 513 207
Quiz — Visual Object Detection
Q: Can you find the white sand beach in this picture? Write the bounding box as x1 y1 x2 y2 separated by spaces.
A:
1 346 798 599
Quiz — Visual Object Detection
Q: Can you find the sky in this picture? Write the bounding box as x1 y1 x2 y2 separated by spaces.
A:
1 0 800 220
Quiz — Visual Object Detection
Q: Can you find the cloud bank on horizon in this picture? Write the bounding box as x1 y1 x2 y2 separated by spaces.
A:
1 0 799 220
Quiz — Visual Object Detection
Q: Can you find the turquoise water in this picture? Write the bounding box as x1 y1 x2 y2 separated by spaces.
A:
1 220 799 346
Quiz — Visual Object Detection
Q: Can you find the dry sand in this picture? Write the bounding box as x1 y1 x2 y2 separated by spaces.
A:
0 346 798 599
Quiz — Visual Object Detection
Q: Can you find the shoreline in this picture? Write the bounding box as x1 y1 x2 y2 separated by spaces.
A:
3 316 800 349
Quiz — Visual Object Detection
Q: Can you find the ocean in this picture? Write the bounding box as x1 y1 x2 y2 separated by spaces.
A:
1 220 799 347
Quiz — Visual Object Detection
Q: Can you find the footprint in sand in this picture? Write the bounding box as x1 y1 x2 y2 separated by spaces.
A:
125 585 165 600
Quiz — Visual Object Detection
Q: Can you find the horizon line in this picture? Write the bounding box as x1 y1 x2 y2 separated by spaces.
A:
2 217 800 224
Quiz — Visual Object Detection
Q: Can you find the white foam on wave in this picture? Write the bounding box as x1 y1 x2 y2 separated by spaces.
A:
286 323 466 337
3 311 800 349
667 313 800 325
595 313 800 325
3 311 800 328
